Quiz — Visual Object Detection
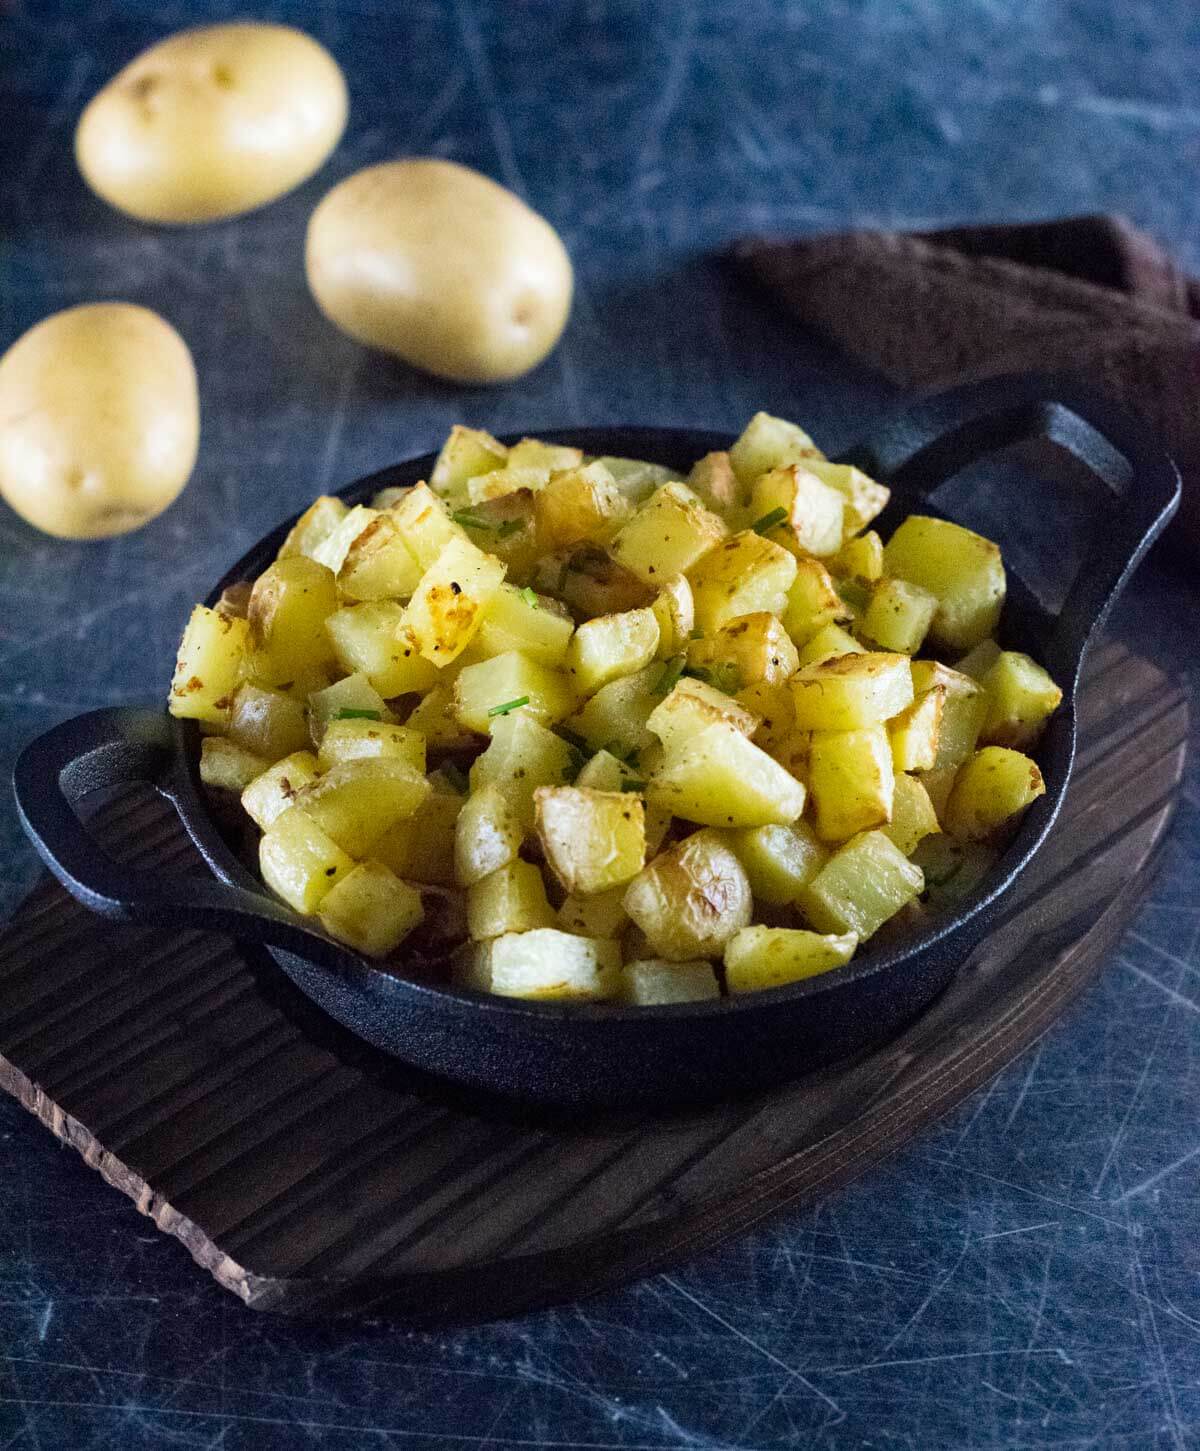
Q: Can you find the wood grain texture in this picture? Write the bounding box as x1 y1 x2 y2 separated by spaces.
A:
0 640 1186 1322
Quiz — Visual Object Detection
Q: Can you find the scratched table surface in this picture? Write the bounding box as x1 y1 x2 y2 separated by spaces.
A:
2 1 1200 1446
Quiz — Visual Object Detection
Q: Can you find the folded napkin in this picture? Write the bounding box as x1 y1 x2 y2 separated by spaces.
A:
729 215 1199 552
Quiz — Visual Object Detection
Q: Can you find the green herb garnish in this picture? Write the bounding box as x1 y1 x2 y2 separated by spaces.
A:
451 509 491 531
487 695 530 718
652 655 686 696
684 662 740 695
620 778 647 793
752 506 788 535
520 586 540 609
334 708 382 721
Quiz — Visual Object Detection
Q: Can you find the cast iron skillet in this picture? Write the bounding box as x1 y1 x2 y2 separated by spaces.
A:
12 374 1180 1109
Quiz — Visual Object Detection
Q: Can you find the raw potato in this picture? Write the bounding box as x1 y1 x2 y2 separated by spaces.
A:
75 23 348 223
305 160 573 383
0 304 199 539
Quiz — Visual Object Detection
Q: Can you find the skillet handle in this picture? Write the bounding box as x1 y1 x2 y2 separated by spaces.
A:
12 706 352 968
844 372 1181 682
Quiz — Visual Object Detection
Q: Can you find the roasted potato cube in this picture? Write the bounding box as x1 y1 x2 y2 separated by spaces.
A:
729 411 822 489
884 515 1006 651
469 928 620 1000
862 577 937 655
686 450 740 513
911 833 999 910
832 530 884 582
310 505 378 574
200 737 270 793
751 464 844 558
336 512 423 601
389 482 469 570
370 486 410 511
307 673 394 745
565 607 660 695
943 746 1045 842
888 687 944 773
724 926 858 994
688 530 797 633
372 785 462 886
246 555 339 686
278 495 350 562
782 558 849 646
592 456 684 505
798 830 924 939
980 651 1063 749
882 773 941 855
506 438 584 474
471 582 574 667
402 535 507 665
325 603 439 697
912 662 987 770
619 958 720 1005
609 482 728 585
534 461 632 550
453 651 575 734
623 828 753 960
954 639 1003 681
227 682 311 762
467 464 550 505
169 605 250 725
535 786 646 894
470 711 575 829
738 679 796 757
575 749 671 853
649 720 807 828
790 651 914 732
453 782 523 887
650 575 695 659
647 676 759 750
317 719 426 772
795 622 865 668
564 663 662 757
292 757 431 857
454 493 541 581
317 861 424 957
687 612 798 688
241 750 320 830
916 763 959 820
404 684 478 749
259 807 355 914
809 725 895 841
723 821 828 904
467 860 557 940
802 460 890 536
558 886 630 939
429 424 508 500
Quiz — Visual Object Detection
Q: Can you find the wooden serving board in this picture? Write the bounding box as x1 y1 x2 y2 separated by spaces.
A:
0 640 1186 1322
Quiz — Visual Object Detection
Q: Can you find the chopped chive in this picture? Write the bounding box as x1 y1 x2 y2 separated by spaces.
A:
497 518 525 539
519 586 540 609
620 778 647 793
440 762 469 794
685 664 710 682
652 655 686 697
334 707 382 720
752 506 788 535
487 695 530 718
451 509 491 531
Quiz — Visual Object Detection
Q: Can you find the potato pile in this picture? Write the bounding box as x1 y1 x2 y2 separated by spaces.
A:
169 413 1062 1005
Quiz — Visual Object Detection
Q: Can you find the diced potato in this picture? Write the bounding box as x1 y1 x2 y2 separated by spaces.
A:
506 438 584 474
917 763 959 820
912 662 987 770
647 676 759 750
372 785 462 886
404 684 477 749
782 558 850 646
259 807 355 914
226 682 310 762
370 486 410 511
724 926 858 994
723 821 828 904
456 493 541 581
247 556 339 686
564 663 662 757
453 651 575 734
729 411 822 489
954 639 1002 681
467 860 557 940
317 861 424 957
471 583 573 667
888 687 944 773
310 505 378 575
798 830 924 939
214 582 252 620
688 530 797 634
738 679 796 758
317 719 426 773
911 834 999 910
453 782 523 886
809 726 895 842
751 464 844 558
687 612 798 688
535 786 646 894
884 515 1006 651
593 456 684 505
943 746 1046 842
307 673 394 745
430 424 509 500
862 578 937 655
558 886 630 939
801 460 890 536
402 535 507 665
790 652 914 732
575 749 671 854
619 958 720 1005
169 605 251 724
623 829 753 960
650 575 695 659
980 651 1063 749
389 482 469 570
241 750 320 830
534 461 631 550
466 928 621 1000
470 711 575 829
609 482 728 585
882 774 940 855
278 495 350 562
325 603 440 697
649 720 807 828
336 512 423 601
686 451 740 513
565 608 660 695
467 464 549 504
833 531 884 582
199 736 271 793
549 546 655 618
292 757 431 857
795 622 865 668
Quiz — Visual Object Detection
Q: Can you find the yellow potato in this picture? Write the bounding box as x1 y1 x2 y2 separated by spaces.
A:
305 160 573 383
75 23 347 223
0 304 198 539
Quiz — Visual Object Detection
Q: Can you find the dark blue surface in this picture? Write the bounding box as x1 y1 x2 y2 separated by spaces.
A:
2 2 1199 1446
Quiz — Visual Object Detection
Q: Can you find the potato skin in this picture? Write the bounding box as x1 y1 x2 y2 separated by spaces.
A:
0 303 199 539
75 23 347 223
305 160 573 383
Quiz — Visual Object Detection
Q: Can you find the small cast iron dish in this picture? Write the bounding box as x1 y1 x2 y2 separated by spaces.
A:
13 374 1180 1109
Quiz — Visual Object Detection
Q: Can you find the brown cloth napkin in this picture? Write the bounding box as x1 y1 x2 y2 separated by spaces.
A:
730 215 1200 552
